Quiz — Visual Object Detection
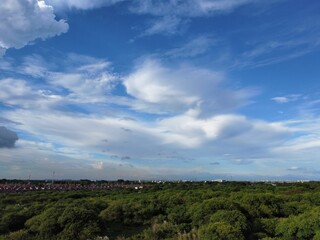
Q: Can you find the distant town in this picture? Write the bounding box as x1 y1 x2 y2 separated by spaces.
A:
0 178 312 193
0 179 144 193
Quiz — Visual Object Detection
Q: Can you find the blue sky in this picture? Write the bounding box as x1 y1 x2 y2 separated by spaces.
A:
1 0 320 180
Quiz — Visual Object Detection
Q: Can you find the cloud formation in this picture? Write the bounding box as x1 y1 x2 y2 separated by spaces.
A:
0 0 68 55
130 0 256 35
124 59 256 116
46 0 123 10
0 126 18 148
0 52 315 179
164 36 217 58
131 0 254 17
0 54 280 161
271 94 302 104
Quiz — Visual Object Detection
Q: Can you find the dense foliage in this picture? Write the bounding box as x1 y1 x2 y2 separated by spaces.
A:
1 181 320 239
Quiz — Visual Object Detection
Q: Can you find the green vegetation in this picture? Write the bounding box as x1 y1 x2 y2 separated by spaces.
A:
1 181 320 239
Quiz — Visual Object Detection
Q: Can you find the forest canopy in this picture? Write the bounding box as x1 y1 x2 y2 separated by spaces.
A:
1 181 320 240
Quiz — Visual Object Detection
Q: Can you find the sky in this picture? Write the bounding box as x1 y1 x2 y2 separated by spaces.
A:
1 0 320 181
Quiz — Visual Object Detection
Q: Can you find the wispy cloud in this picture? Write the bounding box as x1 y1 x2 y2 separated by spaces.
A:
231 39 320 69
0 54 119 112
140 16 186 36
163 36 218 58
130 0 257 35
272 94 302 104
46 0 124 11
229 13 320 69
287 166 304 171
130 0 256 17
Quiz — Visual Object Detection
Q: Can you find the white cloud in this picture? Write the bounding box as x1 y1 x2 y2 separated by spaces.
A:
0 78 33 100
49 70 116 103
164 36 217 58
131 0 255 17
159 112 291 155
230 24 320 69
0 53 289 161
92 161 105 170
2 53 316 179
287 166 303 171
3 105 292 164
130 0 256 35
46 0 123 10
142 16 184 36
275 136 320 153
0 54 119 110
46 56 119 105
0 142 152 180
271 94 301 104
0 77 63 110
272 97 289 103
266 118 320 165
44 0 257 36
159 113 251 146
123 58 256 115
0 0 68 55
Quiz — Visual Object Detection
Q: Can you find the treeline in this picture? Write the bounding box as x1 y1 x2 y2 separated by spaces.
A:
1 181 320 239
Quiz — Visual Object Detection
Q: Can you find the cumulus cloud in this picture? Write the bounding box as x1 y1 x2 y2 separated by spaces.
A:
123 59 256 116
0 0 68 55
0 126 18 148
158 112 291 154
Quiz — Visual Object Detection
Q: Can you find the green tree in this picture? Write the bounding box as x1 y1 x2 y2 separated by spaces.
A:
99 201 124 223
190 198 239 226
25 206 64 239
198 221 245 240
209 210 248 234
57 203 102 240
6 230 31 240
276 207 320 239
238 193 282 218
